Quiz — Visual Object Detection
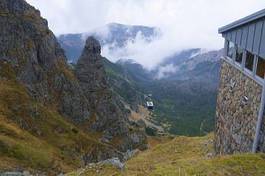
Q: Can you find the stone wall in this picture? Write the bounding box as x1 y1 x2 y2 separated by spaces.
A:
257 111 265 152
215 59 262 154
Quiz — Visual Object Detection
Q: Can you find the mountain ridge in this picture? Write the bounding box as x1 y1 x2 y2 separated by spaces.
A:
58 23 160 63
58 27 223 135
104 48 222 135
0 0 147 174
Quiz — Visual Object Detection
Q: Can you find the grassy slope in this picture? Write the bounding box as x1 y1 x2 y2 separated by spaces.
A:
0 62 113 175
67 134 265 176
103 58 144 110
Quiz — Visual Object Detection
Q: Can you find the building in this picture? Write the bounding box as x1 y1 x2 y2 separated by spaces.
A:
216 9 265 154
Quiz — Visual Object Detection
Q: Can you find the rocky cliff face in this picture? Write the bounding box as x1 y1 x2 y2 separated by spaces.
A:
0 0 147 169
0 0 90 123
76 37 147 151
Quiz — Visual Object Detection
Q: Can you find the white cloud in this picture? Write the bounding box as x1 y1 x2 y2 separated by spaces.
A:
155 64 179 79
101 30 165 66
26 0 265 68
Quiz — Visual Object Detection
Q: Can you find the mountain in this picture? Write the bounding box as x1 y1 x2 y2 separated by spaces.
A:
0 0 146 174
58 23 222 136
155 49 222 81
75 37 147 152
103 59 145 111
58 23 160 63
115 49 223 136
116 59 152 83
160 48 202 67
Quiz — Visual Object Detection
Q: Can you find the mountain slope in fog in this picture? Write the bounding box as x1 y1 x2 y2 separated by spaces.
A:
58 23 160 63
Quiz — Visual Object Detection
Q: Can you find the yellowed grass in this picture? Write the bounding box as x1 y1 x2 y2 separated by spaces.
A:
0 75 114 175
68 134 265 176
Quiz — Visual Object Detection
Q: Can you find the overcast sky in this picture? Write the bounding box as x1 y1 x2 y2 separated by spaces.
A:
26 0 265 68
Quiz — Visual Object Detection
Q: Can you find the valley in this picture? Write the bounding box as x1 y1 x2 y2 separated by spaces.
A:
1 0 265 175
58 28 222 136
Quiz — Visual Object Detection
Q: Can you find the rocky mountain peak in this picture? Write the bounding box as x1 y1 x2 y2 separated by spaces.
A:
76 36 147 151
1 0 48 29
84 36 101 55
1 0 34 14
76 37 108 91
0 0 92 123
0 0 147 170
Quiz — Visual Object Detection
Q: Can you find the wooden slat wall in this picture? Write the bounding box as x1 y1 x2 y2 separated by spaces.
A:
223 18 265 59
247 23 256 51
253 21 263 55
260 19 265 58
236 28 242 44
241 26 249 48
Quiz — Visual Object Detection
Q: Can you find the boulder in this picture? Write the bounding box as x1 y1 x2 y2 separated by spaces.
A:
99 158 125 170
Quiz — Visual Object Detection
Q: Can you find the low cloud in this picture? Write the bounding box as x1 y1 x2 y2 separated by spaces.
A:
26 0 265 68
155 64 179 79
101 29 166 68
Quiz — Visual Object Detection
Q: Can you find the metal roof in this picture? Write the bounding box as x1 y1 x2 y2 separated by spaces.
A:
219 8 265 33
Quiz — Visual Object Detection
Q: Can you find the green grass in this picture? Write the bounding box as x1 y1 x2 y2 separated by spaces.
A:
67 134 265 176
149 80 217 136
0 131 53 169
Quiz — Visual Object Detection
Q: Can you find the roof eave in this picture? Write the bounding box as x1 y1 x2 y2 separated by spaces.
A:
218 8 265 34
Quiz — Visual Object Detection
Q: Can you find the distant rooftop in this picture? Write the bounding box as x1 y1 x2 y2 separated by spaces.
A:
219 8 265 33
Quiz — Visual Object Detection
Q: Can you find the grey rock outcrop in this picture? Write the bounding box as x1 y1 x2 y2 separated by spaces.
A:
76 37 128 132
0 171 31 176
99 157 125 170
0 0 147 164
0 0 90 122
76 37 147 151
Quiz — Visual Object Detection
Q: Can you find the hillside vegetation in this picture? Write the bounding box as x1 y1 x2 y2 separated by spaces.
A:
67 134 265 176
0 0 148 174
0 61 116 175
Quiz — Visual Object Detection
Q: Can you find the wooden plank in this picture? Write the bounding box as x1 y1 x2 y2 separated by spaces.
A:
236 28 242 45
253 20 263 55
259 19 265 58
247 23 256 52
231 30 237 43
241 25 249 48
227 31 232 41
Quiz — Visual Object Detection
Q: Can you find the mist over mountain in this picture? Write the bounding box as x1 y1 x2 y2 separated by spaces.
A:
58 22 223 136
2 0 265 175
58 23 160 63
154 49 223 81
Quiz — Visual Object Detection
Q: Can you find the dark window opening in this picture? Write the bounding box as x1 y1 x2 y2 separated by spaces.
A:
235 46 243 64
227 41 235 59
245 51 255 71
256 56 265 79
